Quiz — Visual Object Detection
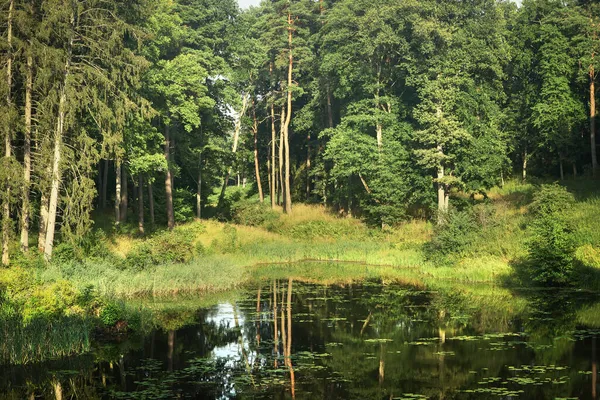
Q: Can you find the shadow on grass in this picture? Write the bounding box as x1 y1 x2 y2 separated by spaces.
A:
503 256 600 292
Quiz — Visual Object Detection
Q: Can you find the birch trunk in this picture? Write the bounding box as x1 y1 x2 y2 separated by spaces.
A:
120 167 128 223
164 123 175 230
137 175 144 235
44 12 74 260
38 189 49 253
522 150 528 181
218 95 249 207
115 160 121 225
20 53 33 252
2 0 14 265
437 146 447 222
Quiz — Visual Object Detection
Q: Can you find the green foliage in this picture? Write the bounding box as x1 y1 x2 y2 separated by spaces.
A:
124 228 197 270
99 301 125 327
232 200 280 228
173 188 195 223
526 184 577 286
428 210 480 261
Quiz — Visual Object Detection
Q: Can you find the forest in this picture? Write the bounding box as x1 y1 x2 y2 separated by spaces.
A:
0 0 599 266
4 2 600 395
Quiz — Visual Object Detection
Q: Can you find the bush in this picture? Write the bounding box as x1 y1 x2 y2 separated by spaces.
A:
123 229 195 270
428 209 480 260
526 184 577 286
232 200 280 228
99 301 125 326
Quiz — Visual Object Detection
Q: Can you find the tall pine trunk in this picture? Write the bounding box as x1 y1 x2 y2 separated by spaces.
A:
252 99 264 202
20 53 33 252
282 12 294 214
271 103 277 208
2 0 13 265
164 123 175 230
270 63 277 209
279 107 285 207
44 11 74 260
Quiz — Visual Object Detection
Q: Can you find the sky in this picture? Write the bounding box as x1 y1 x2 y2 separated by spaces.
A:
238 0 260 9
237 0 521 9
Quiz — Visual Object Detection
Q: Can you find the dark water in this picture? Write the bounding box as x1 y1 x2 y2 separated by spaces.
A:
2 278 600 399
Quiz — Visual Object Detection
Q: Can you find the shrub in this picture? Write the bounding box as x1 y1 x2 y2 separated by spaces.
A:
525 184 577 286
123 229 196 270
232 200 280 228
428 209 480 259
99 301 125 326
173 188 195 223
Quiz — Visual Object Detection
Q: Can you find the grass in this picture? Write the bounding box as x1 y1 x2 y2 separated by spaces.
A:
16 178 600 300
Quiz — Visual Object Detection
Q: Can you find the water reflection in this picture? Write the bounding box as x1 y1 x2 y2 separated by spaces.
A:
1 278 600 399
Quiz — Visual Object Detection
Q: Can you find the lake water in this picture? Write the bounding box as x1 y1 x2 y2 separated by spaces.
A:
2 276 600 399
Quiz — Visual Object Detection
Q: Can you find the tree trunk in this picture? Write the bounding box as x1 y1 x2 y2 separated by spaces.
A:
218 95 249 208
283 13 294 215
164 123 175 230
44 14 74 260
273 280 279 368
591 64 598 176
115 160 121 225
286 278 296 399
20 52 33 253
327 83 334 129
437 146 447 222
573 162 577 178
148 181 155 225
137 175 144 235
271 103 277 208
120 167 128 223
522 150 528 181
252 100 264 202
279 107 285 207
2 0 14 265
101 159 108 209
38 190 49 253
196 160 202 219
559 158 565 181
167 330 175 372
270 66 277 209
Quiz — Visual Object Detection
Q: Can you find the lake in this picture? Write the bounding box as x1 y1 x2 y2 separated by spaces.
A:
1 271 600 399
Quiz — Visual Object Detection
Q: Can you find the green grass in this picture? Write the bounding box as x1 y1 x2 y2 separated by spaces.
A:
13 178 600 300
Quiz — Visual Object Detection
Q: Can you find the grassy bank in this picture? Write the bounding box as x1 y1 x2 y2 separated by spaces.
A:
21 179 600 299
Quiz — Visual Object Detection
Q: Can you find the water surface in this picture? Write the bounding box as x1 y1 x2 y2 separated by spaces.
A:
2 276 600 399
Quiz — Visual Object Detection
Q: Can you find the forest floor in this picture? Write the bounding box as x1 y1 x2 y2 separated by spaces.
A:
33 178 600 299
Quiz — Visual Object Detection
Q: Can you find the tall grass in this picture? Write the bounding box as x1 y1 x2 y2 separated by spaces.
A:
28 178 600 297
0 316 92 365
